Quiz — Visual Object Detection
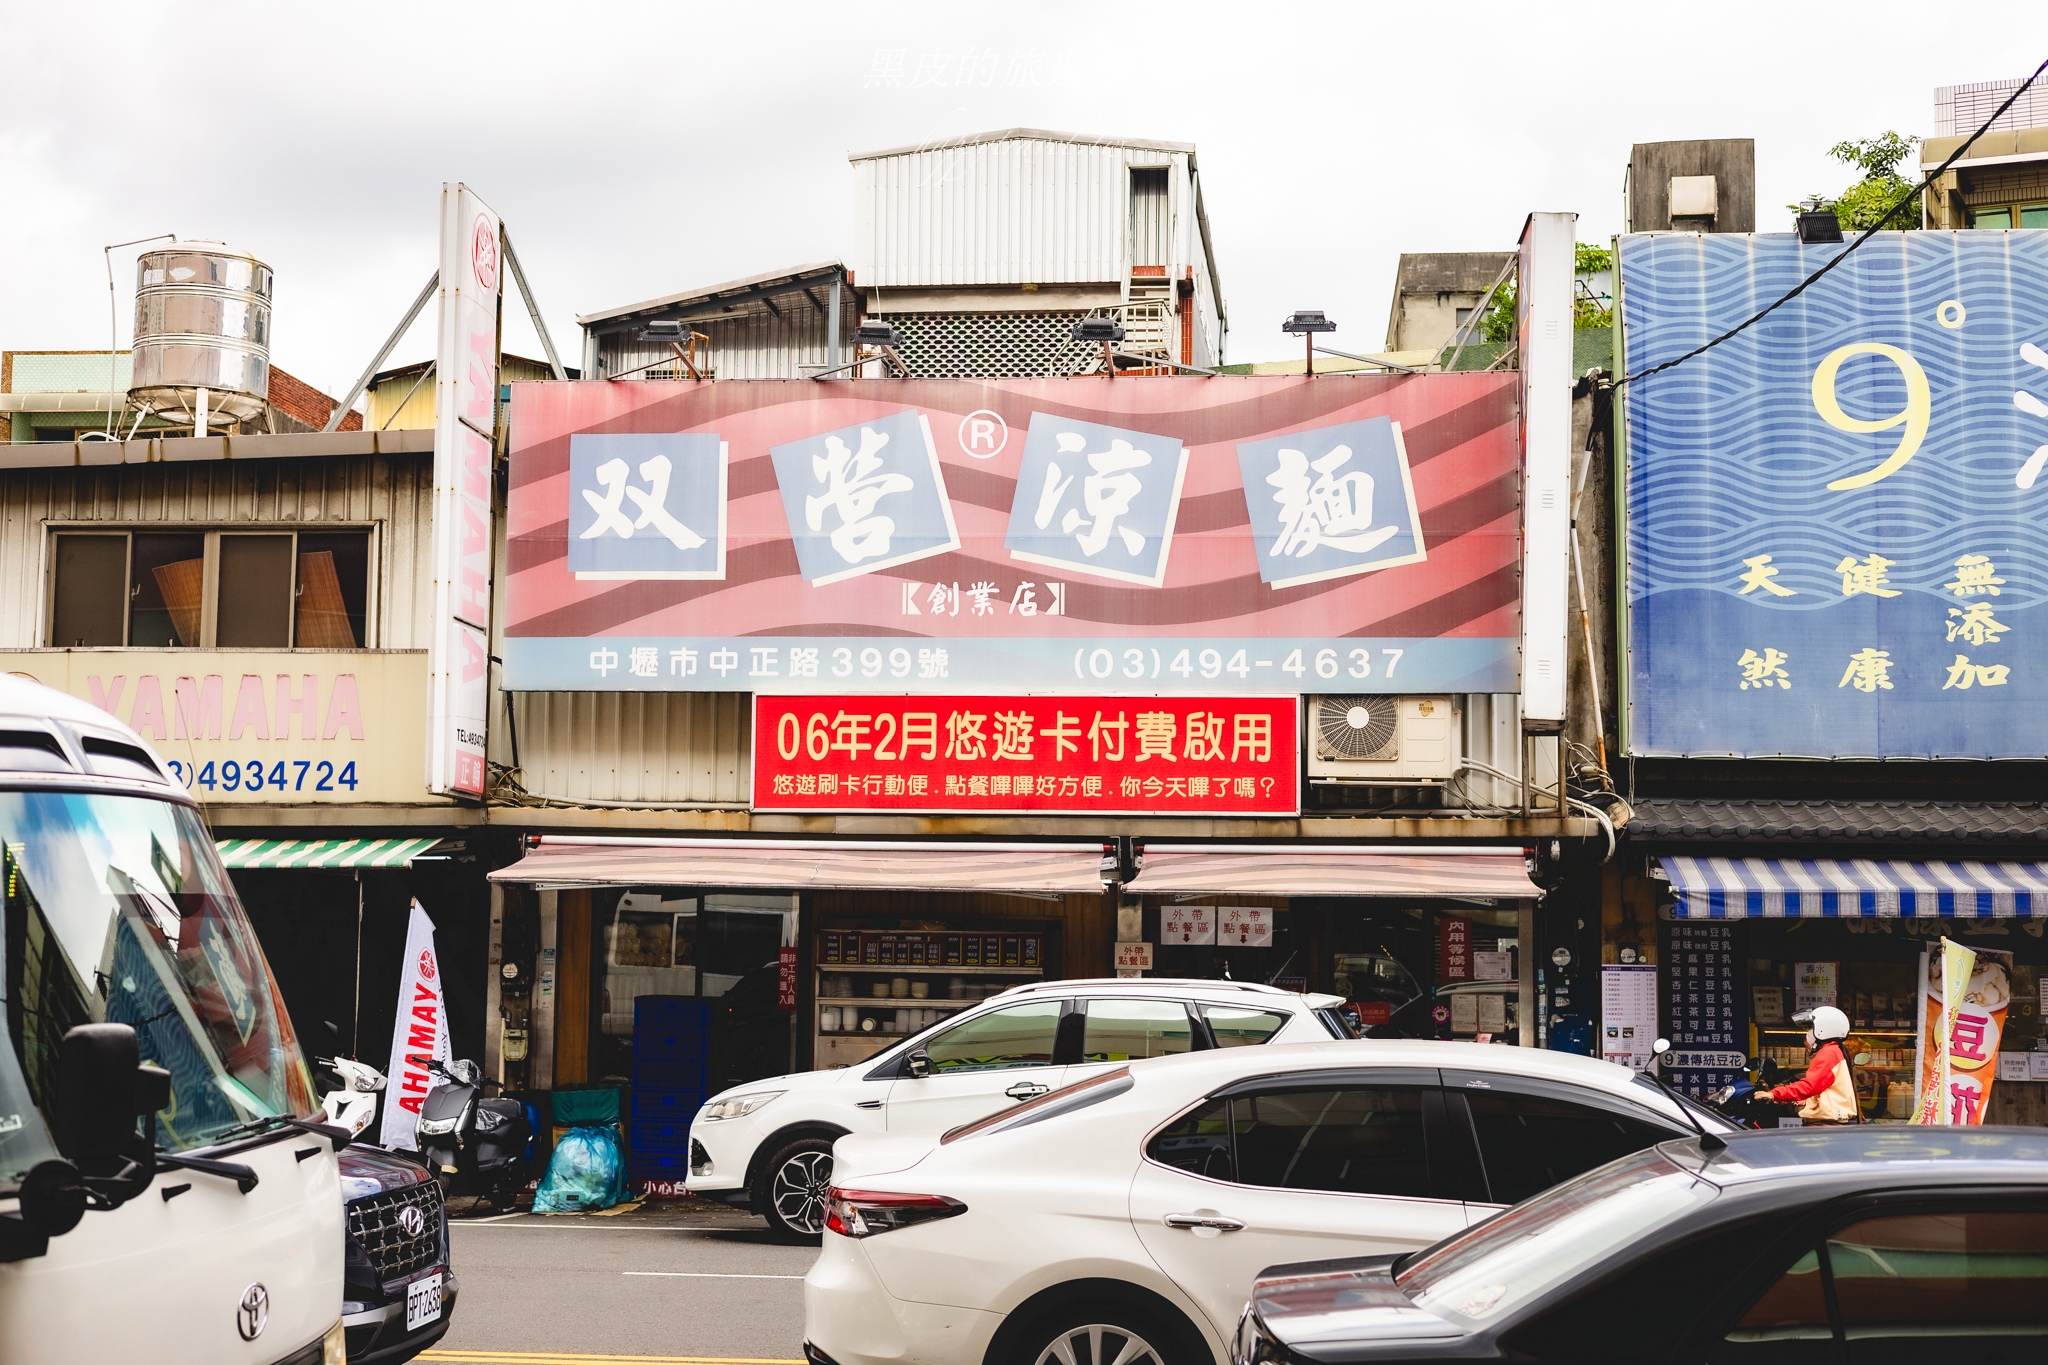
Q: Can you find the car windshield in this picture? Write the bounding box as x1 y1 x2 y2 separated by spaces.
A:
0 790 315 1181
1397 1150 1717 1323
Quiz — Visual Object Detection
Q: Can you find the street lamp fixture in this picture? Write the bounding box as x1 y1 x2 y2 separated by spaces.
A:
854 321 903 348
1071 317 1126 377
1282 310 1337 377
638 319 706 379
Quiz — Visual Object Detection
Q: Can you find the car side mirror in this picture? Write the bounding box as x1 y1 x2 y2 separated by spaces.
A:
55 1024 153 1175
906 1049 931 1080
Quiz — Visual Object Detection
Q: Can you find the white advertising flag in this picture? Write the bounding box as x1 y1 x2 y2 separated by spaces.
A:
380 901 452 1148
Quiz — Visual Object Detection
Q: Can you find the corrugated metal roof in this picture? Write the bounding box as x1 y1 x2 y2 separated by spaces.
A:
579 261 846 329
849 127 1196 162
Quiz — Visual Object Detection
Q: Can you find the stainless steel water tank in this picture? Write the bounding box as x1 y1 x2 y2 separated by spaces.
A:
128 241 273 425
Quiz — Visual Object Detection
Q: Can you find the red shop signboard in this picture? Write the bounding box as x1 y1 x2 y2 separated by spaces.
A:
754 694 1298 815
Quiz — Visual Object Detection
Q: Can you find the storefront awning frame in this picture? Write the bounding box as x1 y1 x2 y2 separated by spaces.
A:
1126 844 1541 899
489 838 1541 899
486 837 1112 894
214 837 443 869
1659 855 2048 919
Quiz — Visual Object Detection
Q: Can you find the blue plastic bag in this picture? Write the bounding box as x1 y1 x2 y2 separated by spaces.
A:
533 1124 628 1214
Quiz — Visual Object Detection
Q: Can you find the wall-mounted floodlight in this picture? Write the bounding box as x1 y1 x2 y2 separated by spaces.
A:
1794 201 1844 244
854 321 904 348
1283 310 1337 377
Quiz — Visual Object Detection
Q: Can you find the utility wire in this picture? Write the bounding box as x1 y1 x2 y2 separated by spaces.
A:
1621 55 2048 388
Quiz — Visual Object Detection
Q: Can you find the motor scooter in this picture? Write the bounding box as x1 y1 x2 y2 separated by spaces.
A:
317 1054 388 1141
415 1056 530 1210
1705 1057 1797 1129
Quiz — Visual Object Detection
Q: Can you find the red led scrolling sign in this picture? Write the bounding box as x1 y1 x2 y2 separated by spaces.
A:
753 695 1299 815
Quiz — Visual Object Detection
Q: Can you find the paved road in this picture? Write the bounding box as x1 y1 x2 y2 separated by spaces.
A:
423 1199 816 1365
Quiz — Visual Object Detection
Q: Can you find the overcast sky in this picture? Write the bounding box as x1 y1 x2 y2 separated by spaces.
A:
2 2 2039 401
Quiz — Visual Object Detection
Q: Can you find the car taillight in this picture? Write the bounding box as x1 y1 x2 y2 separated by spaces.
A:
823 1187 966 1238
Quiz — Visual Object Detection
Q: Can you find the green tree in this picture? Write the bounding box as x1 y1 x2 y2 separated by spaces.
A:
1796 132 1922 231
1475 243 1613 344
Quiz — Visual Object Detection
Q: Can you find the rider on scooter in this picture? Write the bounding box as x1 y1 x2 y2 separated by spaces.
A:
1764 1005 1861 1125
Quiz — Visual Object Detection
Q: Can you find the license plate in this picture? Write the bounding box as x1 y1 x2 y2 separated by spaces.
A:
405 1271 444 1331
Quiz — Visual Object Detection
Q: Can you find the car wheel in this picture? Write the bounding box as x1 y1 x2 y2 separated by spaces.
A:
755 1138 833 1242
1020 1308 1176 1365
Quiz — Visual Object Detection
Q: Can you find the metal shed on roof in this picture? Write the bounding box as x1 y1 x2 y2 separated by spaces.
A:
849 130 1217 289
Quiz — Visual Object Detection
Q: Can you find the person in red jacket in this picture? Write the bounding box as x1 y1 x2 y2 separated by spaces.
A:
1768 1005 1860 1124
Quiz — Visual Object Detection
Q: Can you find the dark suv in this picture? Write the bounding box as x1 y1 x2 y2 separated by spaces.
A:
338 1147 460 1363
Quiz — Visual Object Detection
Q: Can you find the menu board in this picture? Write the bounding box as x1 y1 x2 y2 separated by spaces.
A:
817 930 1042 970
1659 922 1749 1098
1601 964 1658 1070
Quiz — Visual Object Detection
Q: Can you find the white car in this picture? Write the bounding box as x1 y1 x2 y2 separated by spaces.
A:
688 979 1353 1238
803 1040 1735 1365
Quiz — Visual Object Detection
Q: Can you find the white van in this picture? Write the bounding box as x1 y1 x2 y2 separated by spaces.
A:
0 677 344 1363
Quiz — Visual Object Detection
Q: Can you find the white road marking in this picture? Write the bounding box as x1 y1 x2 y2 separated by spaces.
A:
622 1272 806 1280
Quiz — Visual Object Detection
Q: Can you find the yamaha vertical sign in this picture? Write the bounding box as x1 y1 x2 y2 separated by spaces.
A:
429 183 499 796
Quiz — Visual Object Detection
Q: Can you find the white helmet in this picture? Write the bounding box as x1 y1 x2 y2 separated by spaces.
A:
1794 1005 1850 1042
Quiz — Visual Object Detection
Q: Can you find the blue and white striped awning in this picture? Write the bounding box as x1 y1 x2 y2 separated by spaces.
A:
1660 856 2048 919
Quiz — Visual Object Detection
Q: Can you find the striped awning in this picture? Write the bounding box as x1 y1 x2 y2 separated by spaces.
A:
1660 856 2048 919
1129 846 1540 898
487 839 1106 893
214 838 442 869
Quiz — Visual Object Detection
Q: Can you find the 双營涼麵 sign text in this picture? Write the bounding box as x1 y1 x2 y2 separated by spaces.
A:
504 376 1520 696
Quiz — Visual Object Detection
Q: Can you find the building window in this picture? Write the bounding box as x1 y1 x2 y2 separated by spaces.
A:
1969 205 2048 228
48 529 371 648
1454 307 1476 328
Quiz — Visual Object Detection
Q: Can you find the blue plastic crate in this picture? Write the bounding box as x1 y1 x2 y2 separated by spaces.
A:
632 1089 705 1123
629 1150 689 1179
634 996 710 1036
634 1060 710 1093
636 1028 711 1061
629 1121 693 1153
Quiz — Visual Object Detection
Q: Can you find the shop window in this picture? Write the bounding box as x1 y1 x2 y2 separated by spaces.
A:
1146 1097 1235 1180
1827 1210 2048 1335
1464 1091 1672 1205
1201 1004 1288 1047
1972 208 2013 228
1081 998 1193 1061
1230 1086 1432 1199
47 528 371 648
2022 204 2048 228
601 892 697 1038
921 1000 1061 1073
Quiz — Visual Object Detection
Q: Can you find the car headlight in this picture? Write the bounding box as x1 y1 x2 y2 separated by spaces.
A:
699 1090 784 1121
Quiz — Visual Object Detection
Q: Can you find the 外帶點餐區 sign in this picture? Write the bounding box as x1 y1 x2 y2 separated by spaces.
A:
752 694 1297 814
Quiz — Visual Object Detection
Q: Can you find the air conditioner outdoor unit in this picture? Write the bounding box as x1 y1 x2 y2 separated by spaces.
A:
1307 695 1461 782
